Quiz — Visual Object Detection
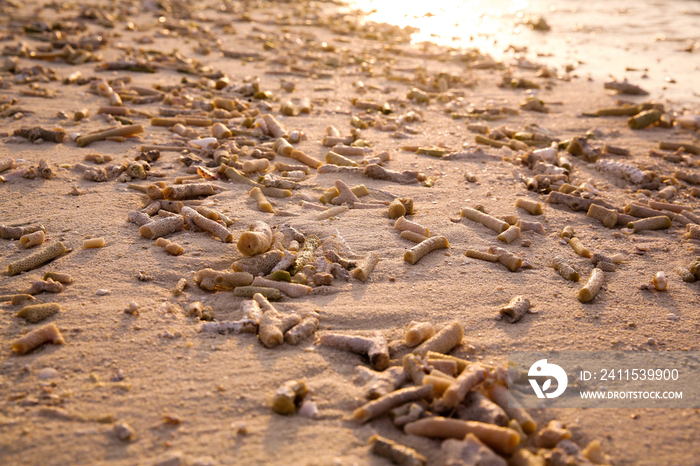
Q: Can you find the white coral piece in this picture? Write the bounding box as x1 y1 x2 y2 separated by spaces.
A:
595 159 647 184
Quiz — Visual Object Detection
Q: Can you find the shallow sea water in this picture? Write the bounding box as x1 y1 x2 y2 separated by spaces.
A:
348 0 700 105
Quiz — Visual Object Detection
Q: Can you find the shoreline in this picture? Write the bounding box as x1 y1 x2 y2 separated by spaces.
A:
347 0 700 106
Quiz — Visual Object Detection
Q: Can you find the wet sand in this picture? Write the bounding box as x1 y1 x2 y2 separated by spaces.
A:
1 1 700 465
351 0 700 104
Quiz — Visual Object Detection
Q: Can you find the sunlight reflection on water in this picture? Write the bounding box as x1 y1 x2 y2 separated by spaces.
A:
350 0 529 58
346 0 700 104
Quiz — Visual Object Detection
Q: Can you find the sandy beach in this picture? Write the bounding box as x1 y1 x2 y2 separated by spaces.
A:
1 0 700 465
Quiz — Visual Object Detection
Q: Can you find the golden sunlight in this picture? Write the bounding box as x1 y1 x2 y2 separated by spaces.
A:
349 0 530 55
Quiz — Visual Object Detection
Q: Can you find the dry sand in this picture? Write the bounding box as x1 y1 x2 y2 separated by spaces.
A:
1 1 700 465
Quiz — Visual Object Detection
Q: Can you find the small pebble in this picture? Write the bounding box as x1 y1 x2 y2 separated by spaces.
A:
647 338 656 345
667 313 679 322
652 271 667 291
298 400 319 419
163 414 182 425
96 289 110 296
38 368 58 380
114 422 135 441
21 397 39 406
124 301 139 315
